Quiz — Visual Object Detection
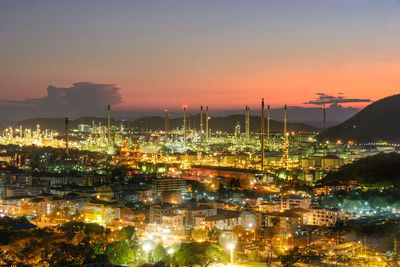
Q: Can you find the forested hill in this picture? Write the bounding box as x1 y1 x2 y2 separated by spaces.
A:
320 152 400 187
318 94 400 143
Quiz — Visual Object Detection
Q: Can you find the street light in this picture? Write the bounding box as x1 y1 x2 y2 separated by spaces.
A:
143 242 153 263
227 242 235 264
167 247 175 267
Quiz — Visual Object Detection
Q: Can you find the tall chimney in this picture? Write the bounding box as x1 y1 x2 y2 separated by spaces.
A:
107 104 111 142
267 105 270 141
188 113 191 130
323 104 326 131
261 98 265 172
65 117 69 156
183 105 187 140
245 106 250 142
200 106 203 142
165 109 169 133
206 106 209 142
284 105 287 140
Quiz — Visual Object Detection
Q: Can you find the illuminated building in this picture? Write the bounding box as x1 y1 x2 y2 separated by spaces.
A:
149 204 184 224
265 210 303 233
281 195 311 210
303 208 345 227
30 193 88 218
258 202 280 213
153 178 187 204
111 139 141 166
187 205 217 226
84 203 120 225
239 211 264 229
195 209 239 230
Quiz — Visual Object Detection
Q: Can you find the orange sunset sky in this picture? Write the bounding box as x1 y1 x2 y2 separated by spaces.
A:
1 0 399 111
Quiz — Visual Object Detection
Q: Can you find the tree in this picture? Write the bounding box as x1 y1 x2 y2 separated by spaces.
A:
208 226 222 242
280 247 326 267
105 241 135 265
175 242 228 267
279 247 301 267
271 217 280 226
117 226 138 247
152 244 167 263
298 249 326 265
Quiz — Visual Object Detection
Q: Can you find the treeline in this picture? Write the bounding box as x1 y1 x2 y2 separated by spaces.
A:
0 217 229 267
320 188 400 211
321 152 400 187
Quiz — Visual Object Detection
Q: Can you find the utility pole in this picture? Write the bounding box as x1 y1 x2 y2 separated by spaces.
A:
364 234 367 255
336 232 339 245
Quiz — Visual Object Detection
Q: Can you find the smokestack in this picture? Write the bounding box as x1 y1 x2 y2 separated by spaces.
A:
284 105 287 140
107 104 111 142
245 106 250 142
65 117 69 156
165 109 169 133
200 106 203 142
188 113 191 130
183 105 187 140
206 106 209 142
323 104 326 131
261 98 265 172
267 105 270 140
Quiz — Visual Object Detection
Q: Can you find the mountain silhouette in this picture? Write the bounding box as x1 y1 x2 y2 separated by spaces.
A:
318 94 400 143
14 114 317 134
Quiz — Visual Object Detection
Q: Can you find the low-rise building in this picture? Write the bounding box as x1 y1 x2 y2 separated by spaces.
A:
196 210 239 231
84 203 120 225
186 205 217 226
258 202 280 213
266 211 303 234
6 186 48 198
314 179 358 195
29 193 89 218
239 211 265 229
304 208 345 227
281 195 311 210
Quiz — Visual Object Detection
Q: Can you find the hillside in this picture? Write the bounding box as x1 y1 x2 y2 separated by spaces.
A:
15 114 317 133
320 152 400 187
318 94 400 143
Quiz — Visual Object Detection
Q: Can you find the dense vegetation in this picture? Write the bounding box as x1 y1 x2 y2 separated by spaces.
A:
321 152 400 187
320 188 400 211
0 217 229 267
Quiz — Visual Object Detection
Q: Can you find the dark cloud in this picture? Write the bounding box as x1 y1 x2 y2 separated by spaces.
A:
304 93 371 105
0 82 122 121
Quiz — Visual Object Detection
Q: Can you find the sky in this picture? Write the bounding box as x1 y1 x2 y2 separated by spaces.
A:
1 0 400 114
